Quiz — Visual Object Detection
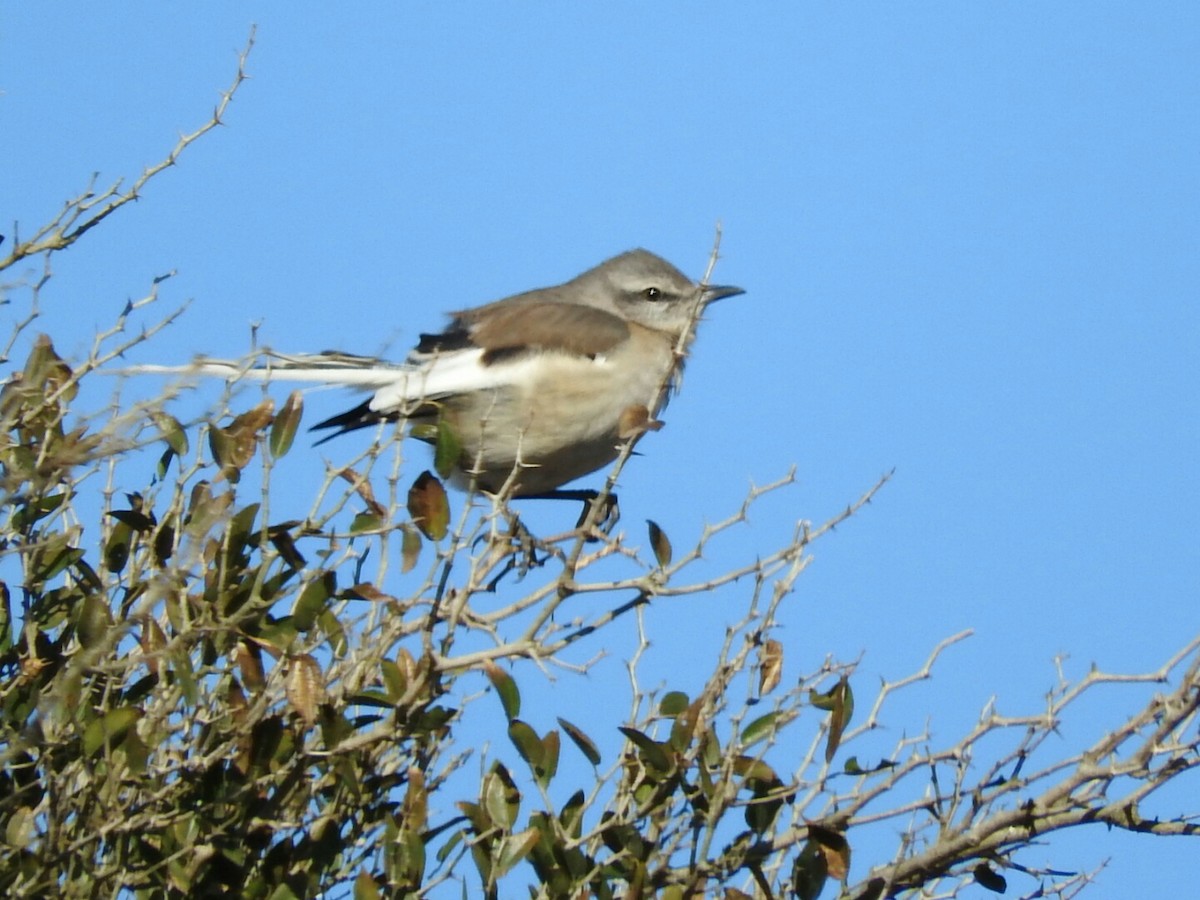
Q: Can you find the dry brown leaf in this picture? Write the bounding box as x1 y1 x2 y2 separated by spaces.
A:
233 640 266 691
758 639 784 696
285 654 326 727
138 616 167 678
407 471 449 540
808 823 850 881
402 767 428 830
618 404 663 439
337 466 387 518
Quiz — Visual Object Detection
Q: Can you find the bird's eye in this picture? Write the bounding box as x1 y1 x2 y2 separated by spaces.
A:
643 286 662 301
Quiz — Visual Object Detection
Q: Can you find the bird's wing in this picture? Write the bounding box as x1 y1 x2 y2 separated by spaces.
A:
125 301 635 439
423 300 630 361
368 302 630 414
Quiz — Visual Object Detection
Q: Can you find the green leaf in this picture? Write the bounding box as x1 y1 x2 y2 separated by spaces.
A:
507 719 544 771
744 775 784 833
792 838 828 900
208 424 242 477
599 813 647 859
731 756 779 782
172 645 199 706
659 690 689 716
646 519 672 568
267 522 306 569
559 790 586 838
740 711 782 747
0 582 11 653
618 726 672 774
435 828 463 863
293 571 336 632
123 730 150 774
4 805 35 849
349 512 381 534
150 410 189 458
412 705 455 735
269 390 304 458
318 609 348 657
557 716 601 766
13 492 68 530
83 706 142 756
524 812 561 890
33 535 85 584
397 828 426 886
433 415 462 479
353 870 382 900
183 482 229 538
973 863 1007 893
456 800 490 835
227 502 262 549
400 523 422 572
108 509 156 532
495 827 540 878
484 661 520 722
77 593 113 648
72 557 103 593
483 763 520 829
380 659 405 702
153 521 177 564
537 730 560 789
825 677 853 763
668 700 698 753
104 520 133 575
401 768 427 830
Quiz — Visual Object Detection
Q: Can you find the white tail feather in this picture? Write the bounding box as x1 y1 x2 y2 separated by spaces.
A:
125 349 547 415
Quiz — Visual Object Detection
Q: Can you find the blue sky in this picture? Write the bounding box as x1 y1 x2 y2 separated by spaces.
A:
4 4 1198 894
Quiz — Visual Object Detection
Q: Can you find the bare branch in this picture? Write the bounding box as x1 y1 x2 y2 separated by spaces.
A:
0 27 255 274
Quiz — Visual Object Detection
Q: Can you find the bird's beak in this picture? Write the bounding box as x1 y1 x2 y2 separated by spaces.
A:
702 284 745 304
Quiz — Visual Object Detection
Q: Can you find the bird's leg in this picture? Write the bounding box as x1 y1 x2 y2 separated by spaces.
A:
504 509 547 576
517 489 620 537
474 505 555 591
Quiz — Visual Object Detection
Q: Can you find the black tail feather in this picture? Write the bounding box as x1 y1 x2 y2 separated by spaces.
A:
310 399 392 445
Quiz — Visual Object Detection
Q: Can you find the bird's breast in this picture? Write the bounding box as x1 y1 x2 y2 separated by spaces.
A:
440 329 677 493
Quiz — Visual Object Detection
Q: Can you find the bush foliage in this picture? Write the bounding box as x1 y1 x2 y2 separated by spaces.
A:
2 36 1197 900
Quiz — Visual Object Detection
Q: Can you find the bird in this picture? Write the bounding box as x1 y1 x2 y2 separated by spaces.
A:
134 249 743 497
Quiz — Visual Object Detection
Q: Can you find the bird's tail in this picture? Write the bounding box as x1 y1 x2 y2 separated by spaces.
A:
122 351 408 390
122 351 434 443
